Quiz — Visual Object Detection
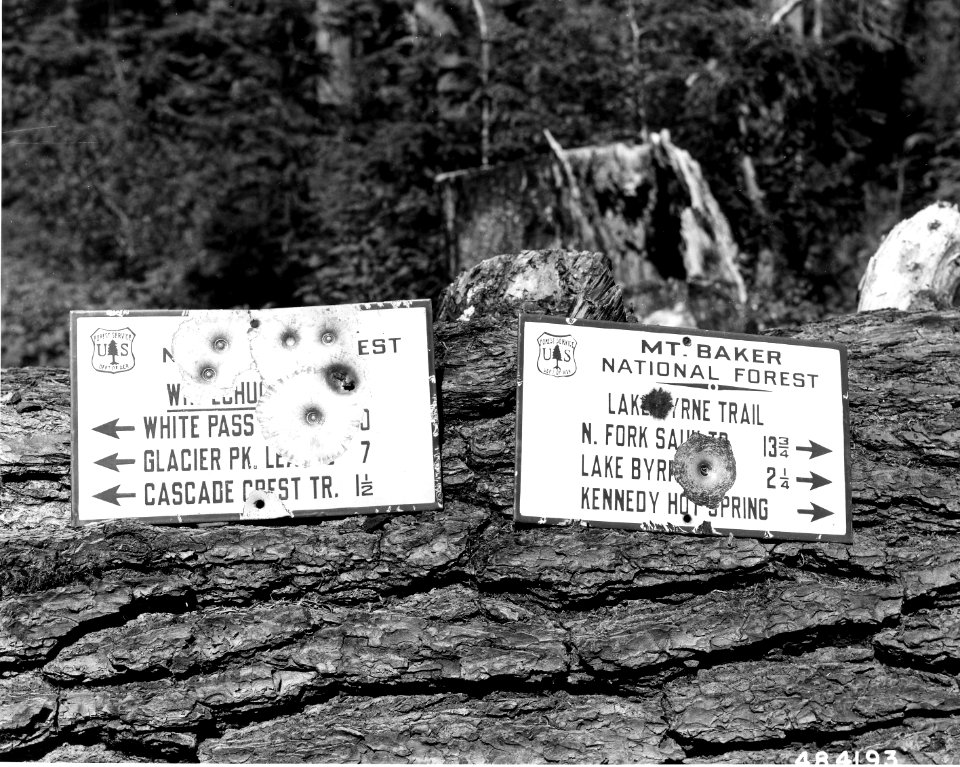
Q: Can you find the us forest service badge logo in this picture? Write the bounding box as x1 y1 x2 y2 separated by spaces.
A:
537 332 577 377
91 327 136 373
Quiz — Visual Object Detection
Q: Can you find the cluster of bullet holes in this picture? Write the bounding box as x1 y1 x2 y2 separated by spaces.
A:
171 310 368 493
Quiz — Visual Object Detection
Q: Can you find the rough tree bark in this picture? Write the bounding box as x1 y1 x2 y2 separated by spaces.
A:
1 250 959 763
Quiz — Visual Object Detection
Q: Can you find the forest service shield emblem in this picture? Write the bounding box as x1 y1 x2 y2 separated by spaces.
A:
91 327 136 373
536 332 577 377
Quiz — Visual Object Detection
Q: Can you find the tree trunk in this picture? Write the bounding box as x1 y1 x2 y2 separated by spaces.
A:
2 251 959 763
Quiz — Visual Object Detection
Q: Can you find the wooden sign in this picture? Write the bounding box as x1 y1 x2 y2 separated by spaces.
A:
71 301 441 525
515 315 852 542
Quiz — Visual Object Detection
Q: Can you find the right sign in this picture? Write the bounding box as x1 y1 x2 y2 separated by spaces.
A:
515 315 853 543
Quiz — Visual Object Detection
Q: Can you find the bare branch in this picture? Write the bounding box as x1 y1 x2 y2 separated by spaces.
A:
770 0 806 27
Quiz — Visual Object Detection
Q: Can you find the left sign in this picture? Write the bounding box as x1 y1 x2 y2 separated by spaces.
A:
70 301 441 525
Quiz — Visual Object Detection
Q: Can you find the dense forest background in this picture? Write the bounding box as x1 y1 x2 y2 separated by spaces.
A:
2 0 959 367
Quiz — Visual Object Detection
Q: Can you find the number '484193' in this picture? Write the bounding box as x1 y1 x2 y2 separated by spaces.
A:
795 750 898 765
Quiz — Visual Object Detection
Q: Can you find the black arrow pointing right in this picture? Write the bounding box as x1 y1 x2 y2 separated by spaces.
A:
93 419 135 439
95 453 135 472
93 485 136 506
796 472 832 491
795 440 831 459
798 503 834 523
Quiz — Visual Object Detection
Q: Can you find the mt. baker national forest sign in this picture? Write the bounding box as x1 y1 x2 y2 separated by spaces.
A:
516 315 852 543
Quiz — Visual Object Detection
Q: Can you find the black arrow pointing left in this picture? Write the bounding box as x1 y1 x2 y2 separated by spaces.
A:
93 485 136 506
95 453 135 472
92 419 135 439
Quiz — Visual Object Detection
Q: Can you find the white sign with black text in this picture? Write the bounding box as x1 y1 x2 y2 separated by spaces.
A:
515 315 852 542
71 301 441 525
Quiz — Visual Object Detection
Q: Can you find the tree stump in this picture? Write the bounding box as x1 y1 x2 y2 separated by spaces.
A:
436 131 748 331
436 249 627 323
858 201 960 312
2 251 959 763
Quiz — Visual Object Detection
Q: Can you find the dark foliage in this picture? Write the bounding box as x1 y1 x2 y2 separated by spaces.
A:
3 0 329 363
2 0 953 365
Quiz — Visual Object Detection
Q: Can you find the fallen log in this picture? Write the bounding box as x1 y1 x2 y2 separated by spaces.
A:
1 251 959 763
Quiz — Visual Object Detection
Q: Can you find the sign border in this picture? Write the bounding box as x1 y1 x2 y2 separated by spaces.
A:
513 313 853 544
70 301 442 526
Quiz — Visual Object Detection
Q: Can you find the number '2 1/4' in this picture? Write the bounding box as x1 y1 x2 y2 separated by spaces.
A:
795 750 898 765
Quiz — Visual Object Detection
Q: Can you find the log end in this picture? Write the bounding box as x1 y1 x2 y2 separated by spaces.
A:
437 249 627 323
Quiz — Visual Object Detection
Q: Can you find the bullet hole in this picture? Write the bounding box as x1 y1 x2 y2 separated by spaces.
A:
674 433 737 509
641 387 674 419
929 219 942 231
682 336 692 347
241 489 292 519
172 314 252 391
320 331 336 345
280 329 299 348
325 363 358 393
250 318 261 329
683 513 692 523
257 366 365 466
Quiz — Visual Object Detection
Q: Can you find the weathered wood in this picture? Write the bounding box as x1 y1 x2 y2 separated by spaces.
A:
858 202 960 312
1 252 959 762
436 249 627 324
435 132 748 330
195 691 683 763
0 368 72 529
